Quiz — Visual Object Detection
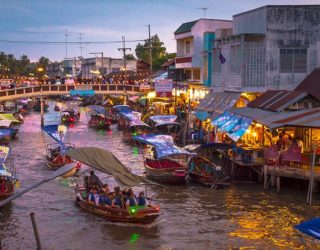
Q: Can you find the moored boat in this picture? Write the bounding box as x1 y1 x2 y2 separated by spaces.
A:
134 134 192 184
0 146 17 198
66 147 161 224
60 110 80 125
86 105 111 130
34 99 49 112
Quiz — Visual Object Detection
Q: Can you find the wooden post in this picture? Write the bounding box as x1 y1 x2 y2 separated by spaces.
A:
307 144 316 205
263 165 268 189
271 175 276 187
40 96 44 127
30 212 42 250
276 176 280 194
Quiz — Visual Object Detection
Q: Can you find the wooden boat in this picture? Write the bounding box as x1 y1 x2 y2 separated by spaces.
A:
0 146 17 198
144 158 187 184
134 134 192 184
75 187 160 224
66 147 161 224
86 105 111 130
61 110 80 125
42 125 81 175
187 156 229 187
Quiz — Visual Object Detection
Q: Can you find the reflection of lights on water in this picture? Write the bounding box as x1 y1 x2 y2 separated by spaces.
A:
133 147 139 156
69 124 75 129
129 233 140 244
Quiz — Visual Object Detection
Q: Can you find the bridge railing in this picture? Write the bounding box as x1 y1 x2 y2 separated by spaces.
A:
0 84 153 100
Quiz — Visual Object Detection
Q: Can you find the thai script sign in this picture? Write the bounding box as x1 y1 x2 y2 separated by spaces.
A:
155 79 173 97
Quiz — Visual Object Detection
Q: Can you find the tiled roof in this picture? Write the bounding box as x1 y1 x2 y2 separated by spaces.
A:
295 68 320 101
248 90 307 112
174 20 197 35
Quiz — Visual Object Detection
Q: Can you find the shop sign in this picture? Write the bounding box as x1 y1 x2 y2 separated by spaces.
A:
74 85 92 90
155 79 173 97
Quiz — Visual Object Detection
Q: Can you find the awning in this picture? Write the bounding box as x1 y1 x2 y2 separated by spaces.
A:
212 111 252 141
128 95 140 102
66 147 158 188
196 91 241 117
195 111 210 121
0 114 21 123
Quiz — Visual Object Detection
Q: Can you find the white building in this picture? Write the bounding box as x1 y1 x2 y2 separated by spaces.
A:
212 5 320 92
81 57 138 78
174 19 233 83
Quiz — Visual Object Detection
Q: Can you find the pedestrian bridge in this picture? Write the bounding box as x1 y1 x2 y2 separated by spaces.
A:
0 84 151 101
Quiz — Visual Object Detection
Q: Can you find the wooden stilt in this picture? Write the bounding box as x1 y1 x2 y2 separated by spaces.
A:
271 176 276 187
40 96 44 127
263 165 268 189
30 212 42 250
276 176 280 194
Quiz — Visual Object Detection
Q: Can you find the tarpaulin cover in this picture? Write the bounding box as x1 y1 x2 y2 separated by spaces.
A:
0 128 14 139
212 111 252 141
295 218 320 240
149 115 177 124
113 105 131 113
121 112 149 128
66 147 158 188
86 105 106 115
0 146 11 177
133 134 192 159
0 120 13 128
0 114 21 123
195 111 210 121
42 125 67 144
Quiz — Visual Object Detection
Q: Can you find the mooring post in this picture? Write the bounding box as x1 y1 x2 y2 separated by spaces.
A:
276 176 280 194
30 212 42 250
263 165 268 189
40 96 44 127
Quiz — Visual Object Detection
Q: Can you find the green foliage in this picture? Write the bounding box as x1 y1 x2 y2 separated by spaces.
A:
135 34 174 71
125 54 135 60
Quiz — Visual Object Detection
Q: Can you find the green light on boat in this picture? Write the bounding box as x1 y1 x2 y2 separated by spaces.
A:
130 208 136 213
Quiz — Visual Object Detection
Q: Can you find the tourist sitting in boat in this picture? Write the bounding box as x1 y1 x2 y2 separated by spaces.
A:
138 191 147 206
126 191 137 207
112 186 124 208
101 183 109 194
0 177 7 193
99 192 113 208
87 186 99 205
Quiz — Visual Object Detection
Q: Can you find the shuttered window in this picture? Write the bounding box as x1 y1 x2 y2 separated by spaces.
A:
280 48 307 73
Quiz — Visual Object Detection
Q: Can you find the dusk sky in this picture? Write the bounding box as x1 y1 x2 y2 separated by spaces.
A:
1 0 319 62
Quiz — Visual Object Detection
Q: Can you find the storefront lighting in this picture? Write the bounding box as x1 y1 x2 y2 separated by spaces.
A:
147 91 156 99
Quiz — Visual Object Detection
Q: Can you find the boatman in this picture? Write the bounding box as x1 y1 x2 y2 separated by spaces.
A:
88 170 102 190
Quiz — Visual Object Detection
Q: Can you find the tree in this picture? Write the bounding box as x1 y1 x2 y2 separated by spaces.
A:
37 56 50 74
135 34 172 71
125 54 135 60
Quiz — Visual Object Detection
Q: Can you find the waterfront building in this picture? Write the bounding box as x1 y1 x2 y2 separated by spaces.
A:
211 5 320 93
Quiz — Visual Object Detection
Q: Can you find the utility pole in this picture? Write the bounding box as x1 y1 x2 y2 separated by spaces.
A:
148 24 152 73
117 36 131 105
65 30 68 59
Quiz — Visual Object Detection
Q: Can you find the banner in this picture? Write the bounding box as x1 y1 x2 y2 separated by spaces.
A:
155 79 173 97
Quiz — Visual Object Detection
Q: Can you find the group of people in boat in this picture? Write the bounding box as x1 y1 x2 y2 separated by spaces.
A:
85 170 147 209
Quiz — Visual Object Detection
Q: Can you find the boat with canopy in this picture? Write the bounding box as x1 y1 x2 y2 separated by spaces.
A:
148 115 181 139
34 98 49 112
66 147 161 224
42 125 81 175
0 146 17 198
0 115 21 142
86 105 111 130
134 134 192 184
58 101 81 125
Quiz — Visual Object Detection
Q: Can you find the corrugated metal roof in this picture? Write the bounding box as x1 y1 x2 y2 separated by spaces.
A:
196 91 241 115
248 90 307 111
295 68 320 101
174 20 197 35
230 107 320 129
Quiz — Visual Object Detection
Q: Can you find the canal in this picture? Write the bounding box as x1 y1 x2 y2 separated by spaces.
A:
0 102 319 249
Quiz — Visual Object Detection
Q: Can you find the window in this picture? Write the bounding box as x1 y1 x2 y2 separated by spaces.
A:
185 40 191 55
280 48 307 73
193 69 200 81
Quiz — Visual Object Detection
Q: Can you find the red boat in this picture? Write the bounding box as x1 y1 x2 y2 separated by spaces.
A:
88 114 111 130
0 146 17 198
61 110 80 125
134 134 192 184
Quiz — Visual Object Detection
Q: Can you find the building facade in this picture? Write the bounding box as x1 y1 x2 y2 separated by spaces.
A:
212 5 320 92
80 57 138 78
46 62 63 79
174 19 233 84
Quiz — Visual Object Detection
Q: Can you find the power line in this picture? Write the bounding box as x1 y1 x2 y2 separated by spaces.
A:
0 39 147 45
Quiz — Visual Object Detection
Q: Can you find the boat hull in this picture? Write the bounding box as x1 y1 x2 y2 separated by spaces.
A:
145 158 187 184
76 199 160 224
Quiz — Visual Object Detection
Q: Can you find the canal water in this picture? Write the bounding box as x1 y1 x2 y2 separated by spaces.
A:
0 102 319 249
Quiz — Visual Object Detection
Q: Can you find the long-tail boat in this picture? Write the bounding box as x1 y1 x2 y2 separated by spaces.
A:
86 105 111 130
66 147 161 224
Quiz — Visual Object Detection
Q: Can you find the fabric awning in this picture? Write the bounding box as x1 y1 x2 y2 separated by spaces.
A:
128 95 140 102
66 147 158 188
212 111 252 141
195 111 210 121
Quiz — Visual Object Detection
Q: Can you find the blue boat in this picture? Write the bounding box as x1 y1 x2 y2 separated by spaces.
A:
295 218 320 240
